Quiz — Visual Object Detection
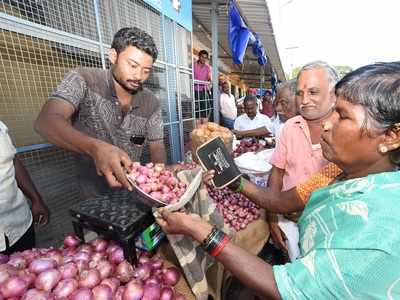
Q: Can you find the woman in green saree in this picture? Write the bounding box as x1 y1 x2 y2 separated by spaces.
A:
156 62 400 299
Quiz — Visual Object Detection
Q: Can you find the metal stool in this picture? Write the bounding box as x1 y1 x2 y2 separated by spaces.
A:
69 191 154 266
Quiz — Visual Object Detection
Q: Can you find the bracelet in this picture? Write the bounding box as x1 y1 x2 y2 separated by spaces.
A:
202 227 218 250
234 177 244 193
203 229 224 253
209 234 230 257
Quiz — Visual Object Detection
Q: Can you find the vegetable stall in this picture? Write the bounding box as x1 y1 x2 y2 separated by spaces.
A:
0 122 271 300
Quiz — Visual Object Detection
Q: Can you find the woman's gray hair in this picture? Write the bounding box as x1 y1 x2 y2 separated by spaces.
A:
297 60 340 89
277 79 297 96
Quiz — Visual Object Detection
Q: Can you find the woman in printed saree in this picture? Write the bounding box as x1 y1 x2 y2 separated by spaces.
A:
156 61 400 299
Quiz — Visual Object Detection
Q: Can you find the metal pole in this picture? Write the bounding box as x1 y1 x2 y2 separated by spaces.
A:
260 66 265 91
211 2 219 123
93 0 106 69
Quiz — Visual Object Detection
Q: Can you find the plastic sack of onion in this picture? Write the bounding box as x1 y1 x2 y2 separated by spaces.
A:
0 235 186 299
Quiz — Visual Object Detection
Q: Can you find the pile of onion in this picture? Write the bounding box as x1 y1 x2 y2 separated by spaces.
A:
207 185 261 231
0 235 185 299
127 162 187 205
233 138 266 157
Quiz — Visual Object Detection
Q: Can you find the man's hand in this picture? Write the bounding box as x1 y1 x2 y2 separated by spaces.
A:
232 130 243 139
202 169 215 186
31 199 50 226
89 140 133 190
267 214 288 253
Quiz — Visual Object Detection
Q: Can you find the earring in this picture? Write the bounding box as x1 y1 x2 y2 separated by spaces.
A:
378 144 388 154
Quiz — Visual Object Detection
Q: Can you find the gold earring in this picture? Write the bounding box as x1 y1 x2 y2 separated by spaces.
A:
378 144 388 154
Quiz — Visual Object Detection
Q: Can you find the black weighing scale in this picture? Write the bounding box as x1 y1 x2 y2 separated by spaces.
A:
69 190 154 266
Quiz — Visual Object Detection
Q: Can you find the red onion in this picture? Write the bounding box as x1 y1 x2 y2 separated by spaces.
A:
150 258 163 271
93 284 113 300
78 269 101 288
59 262 78 279
160 286 174 300
109 247 124 265
75 259 89 273
106 243 119 255
8 254 27 269
114 286 125 300
91 252 106 264
145 275 161 286
29 258 57 274
46 250 63 266
21 288 54 300
122 280 144 300
0 264 17 284
138 256 150 265
64 235 81 248
53 278 78 298
34 268 61 291
74 251 91 262
115 261 134 283
18 269 36 287
90 238 108 253
79 244 94 254
142 282 161 300
162 267 180 286
100 277 120 295
0 254 9 264
135 263 151 281
70 287 94 300
96 260 115 279
0 275 28 298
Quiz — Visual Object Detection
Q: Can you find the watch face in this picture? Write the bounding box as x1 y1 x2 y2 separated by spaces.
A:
130 135 145 145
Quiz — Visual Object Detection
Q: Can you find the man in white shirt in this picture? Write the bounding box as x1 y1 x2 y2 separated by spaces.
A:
0 121 49 254
219 81 237 129
233 95 273 138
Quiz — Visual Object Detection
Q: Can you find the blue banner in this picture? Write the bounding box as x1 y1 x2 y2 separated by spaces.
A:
143 0 192 31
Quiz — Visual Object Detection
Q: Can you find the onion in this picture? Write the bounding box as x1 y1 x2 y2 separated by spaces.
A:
79 244 94 254
18 269 36 287
8 254 27 269
29 258 57 274
70 288 94 300
90 238 108 253
64 235 81 248
145 275 161 286
59 262 78 279
160 286 174 300
91 252 106 265
106 243 119 255
0 254 9 264
100 277 120 295
46 250 63 266
138 256 150 265
93 284 113 300
122 280 144 300
0 264 17 284
96 260 115 279
135 263 151 281
21 288 54 300
114 286 125 300
0 276 28 298
53 278 78 298
162 267 180 286
116 261 134 283
78 269 101 288
74 251 91 262
136 175 148 184
150 258 163 270
34 268 61 291
109 247 124 265
142 282 161 300
75 259 89 273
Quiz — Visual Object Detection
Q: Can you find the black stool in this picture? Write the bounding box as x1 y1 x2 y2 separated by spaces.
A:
69 191 154 266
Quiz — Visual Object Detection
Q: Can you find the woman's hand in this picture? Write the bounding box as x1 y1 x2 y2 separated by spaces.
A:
202 169 215 186
155 208 213 243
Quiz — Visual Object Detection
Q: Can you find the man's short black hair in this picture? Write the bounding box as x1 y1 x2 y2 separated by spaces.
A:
199 50 209 58
244 94 257 105
111 27 158 61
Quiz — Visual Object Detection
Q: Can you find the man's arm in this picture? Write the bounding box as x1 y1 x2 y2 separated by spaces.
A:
149 141 167 163
14 157 50 225
232 126 271 138
35 100 132 189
